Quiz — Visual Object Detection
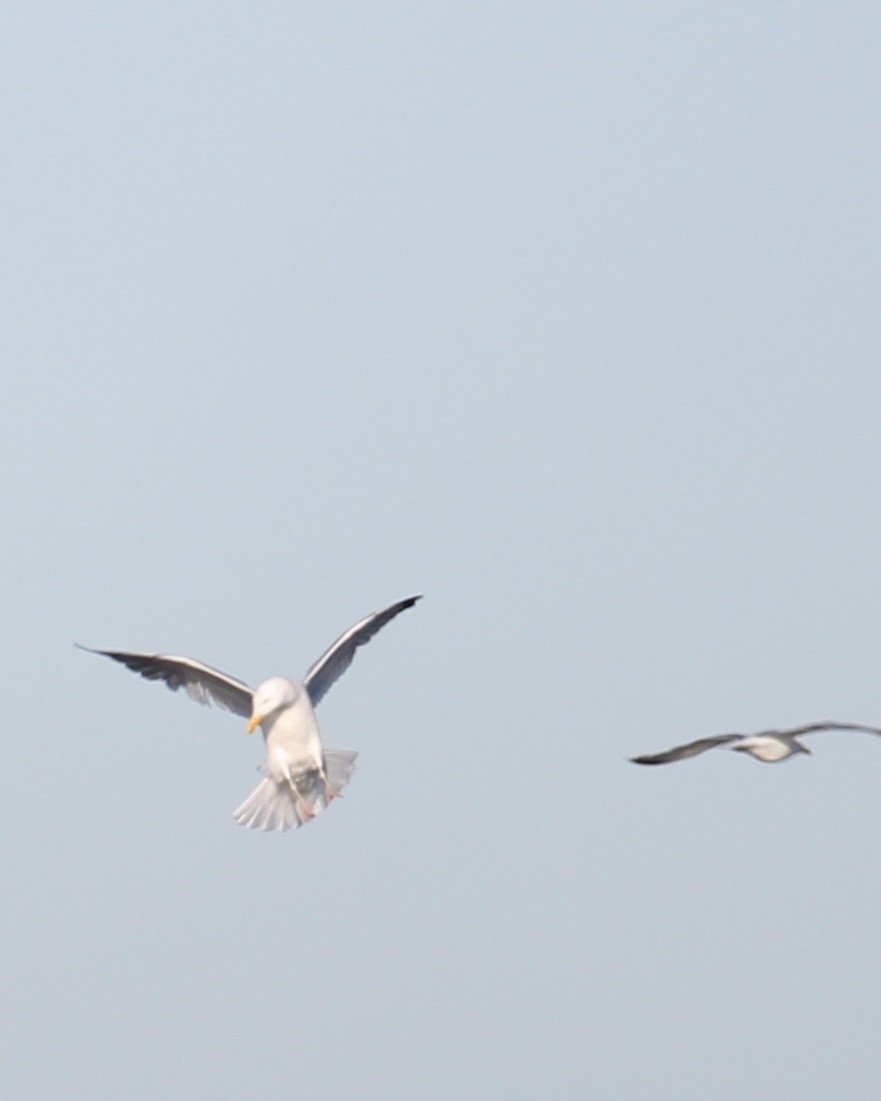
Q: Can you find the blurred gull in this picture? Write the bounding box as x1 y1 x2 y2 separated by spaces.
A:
631 720 881 766
80 595 420 831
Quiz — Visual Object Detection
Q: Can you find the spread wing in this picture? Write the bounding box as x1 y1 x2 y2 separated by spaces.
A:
775 721 881 739
631 734 742 766
303 595 421 707
78 646 253 717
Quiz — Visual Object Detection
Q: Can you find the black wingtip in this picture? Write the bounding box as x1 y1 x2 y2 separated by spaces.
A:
75 643 115 658
391 594 423 613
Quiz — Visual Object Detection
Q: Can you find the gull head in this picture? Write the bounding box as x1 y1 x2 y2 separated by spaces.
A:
246 677 298 734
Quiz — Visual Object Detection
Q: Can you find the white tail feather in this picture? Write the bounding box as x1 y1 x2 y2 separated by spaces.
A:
324 749 358 792
232 749 358 832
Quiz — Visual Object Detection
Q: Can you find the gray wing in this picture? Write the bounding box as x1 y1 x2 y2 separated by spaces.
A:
78 646 253 717
303 595 421 707
771 721 881 739
631 734 742 765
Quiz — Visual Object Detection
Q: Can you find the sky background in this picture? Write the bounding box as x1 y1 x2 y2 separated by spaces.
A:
3 2 881 1098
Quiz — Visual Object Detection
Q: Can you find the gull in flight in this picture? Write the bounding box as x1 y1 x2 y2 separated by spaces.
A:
631 720 881 766
80 595 420 831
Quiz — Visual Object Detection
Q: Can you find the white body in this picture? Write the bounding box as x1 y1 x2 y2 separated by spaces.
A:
232 675 358 831
732 735 797 762
262 677 324 787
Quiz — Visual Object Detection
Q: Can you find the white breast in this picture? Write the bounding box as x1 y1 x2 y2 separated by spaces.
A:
262 689 324 781
735 735 793 762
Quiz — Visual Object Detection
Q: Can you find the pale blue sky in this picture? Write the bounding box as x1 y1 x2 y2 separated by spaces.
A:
3 3 881 1098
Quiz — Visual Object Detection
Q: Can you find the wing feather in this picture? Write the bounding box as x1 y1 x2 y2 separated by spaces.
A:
631 734 742 766
78 646 253 717
772 721 881 739
303 595 421 707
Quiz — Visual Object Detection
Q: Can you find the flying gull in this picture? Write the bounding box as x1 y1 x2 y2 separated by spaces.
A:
80 595 421 830
631 721 881 765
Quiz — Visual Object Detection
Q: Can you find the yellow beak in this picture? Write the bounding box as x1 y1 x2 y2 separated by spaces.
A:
246 714 262 734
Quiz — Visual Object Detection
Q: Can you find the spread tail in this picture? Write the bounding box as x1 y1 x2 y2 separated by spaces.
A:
232 749 358 832
324 748 358 793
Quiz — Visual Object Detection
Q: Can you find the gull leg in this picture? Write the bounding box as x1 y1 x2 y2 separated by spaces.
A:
320 769 342 803
287 778 317 823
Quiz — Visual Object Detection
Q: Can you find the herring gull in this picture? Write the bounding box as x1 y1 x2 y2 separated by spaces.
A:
631 720 881 766
80 595 421 831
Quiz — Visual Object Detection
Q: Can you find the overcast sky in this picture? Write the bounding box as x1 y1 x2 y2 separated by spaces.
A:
3 3 881 1098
